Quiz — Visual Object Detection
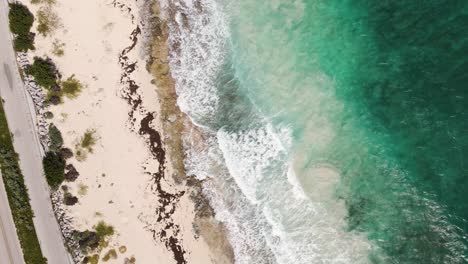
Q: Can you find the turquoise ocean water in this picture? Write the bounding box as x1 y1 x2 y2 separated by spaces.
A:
163 0 468 263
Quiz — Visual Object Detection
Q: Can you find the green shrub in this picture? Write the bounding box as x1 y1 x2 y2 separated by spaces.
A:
42 151 65 189
8 3 35 52
102 249 117 261
94 221 114 238
61 75 83 99
44 111 54 119
13 33 35 52
48 123 63 150
25 57 58 89
8 3 34 35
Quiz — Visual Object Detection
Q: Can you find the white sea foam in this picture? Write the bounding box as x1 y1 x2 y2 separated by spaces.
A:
164 0 373 263
166 0 228 122
217 124 290 204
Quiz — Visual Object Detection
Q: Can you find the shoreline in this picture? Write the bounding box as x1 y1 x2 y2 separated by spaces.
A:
15 0 234 262
146 1 235 263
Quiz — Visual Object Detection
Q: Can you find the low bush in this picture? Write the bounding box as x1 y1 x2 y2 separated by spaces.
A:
102 249 117 261
64 164 79 182
8 3 33 35
63 192 78 206
42 151 65 189
75 230 100 251
25 57 58 89
44 111 54 119
75 221 115 255
48 95 61 105
13 33 35 52
59 147 73 159
8 3 35 52
61 74 83 99
94 221 114 238
48 123 63 150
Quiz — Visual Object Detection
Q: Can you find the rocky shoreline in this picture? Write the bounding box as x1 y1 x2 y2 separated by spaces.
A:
146 1 235 263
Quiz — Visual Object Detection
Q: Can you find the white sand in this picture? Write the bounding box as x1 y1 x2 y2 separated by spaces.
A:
20 0 223 262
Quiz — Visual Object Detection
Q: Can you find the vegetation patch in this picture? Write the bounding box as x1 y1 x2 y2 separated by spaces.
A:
61 74 83 99
74 129 97 161
81 129 97 151
37 6 60 36
95 221 115 238
30 0 56 4
0 101 47 263
63 191 78 206
64 164 79 181
74 221 115 255
102 249 117 261
78 183 88 196
59 147 74 159
42 151 65 189
51 39 65 56
48 123 63 150
44 111 54 119
82 254 99 264
25 57 58 89
8 3 35 51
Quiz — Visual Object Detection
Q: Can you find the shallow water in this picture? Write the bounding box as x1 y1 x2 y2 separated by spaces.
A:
163 0 468 263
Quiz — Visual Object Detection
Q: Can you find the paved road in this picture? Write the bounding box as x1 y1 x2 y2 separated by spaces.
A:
0 172 25 264
0 0 72 263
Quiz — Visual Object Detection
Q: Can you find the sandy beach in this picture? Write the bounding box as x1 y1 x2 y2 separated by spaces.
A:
16 0 233 263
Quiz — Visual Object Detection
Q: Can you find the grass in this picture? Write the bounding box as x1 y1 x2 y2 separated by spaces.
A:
81 129 97 152
51 39 65 56
94 221 114 238
85 254 99 264
31 0 56 4
102 249 117 261
78 183 88 196
36 6 60 36
75 129 97 161
61 74 83 99
0 101 47 263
